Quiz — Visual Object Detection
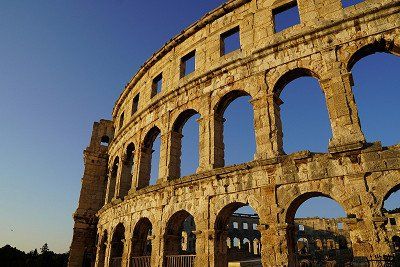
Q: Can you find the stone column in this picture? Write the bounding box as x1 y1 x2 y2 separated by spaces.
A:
103 171 110 205
197 115 213 172
121 238 130 267
94 244 101 267
321 70 366 153
114 155 124 200
128 148 141 194
166 131 183 180
251 95 283 159
135 146 152 190
211 114 225 168
104 242 112 267
193 230 207 266
158 133 169 182
266 94 284 156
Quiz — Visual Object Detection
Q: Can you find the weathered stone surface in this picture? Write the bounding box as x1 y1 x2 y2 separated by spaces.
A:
68 0 400 266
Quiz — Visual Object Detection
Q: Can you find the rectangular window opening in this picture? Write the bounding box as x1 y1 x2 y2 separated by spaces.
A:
132 94 139 115
220 26 241 56
338 222 344 230
390 218 396 225
180 50 196 78
119 112 125 129
273 1 301 33
341 0 364 8
243 223 248 230
151 73 163 98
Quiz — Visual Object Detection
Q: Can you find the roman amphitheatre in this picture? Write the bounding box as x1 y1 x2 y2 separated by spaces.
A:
68 0 400 266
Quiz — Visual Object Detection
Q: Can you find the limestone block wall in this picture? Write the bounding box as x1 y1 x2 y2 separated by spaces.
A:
69 0 400 266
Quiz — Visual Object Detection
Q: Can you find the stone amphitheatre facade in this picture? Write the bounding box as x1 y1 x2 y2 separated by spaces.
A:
68 0 400 266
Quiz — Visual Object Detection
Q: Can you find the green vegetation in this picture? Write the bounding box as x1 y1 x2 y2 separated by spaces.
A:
0 243 68 267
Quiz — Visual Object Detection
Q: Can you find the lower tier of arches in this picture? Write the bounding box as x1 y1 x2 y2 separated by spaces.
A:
94 145 400 267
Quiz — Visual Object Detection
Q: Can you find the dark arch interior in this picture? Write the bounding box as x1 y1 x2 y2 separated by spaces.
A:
100 135 110 146
131 218 153 258
110 224 125 266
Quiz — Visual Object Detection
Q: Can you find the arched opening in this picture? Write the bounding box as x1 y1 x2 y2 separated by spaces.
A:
101 135 110 146
164 210 196 266
110 223 125 267
382 184 400 214
119 143 135 198
214 203 261 267
97 231 107 267
106 157 119 203
274 68 332 154
138 127 161 189
286 193 353 266
348 43 400 147
130 218 152 266
392 236 400 253
214 90 256 167
170 109 200 179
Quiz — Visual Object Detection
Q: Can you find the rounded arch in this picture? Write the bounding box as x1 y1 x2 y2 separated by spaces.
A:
392 235 400 252
214 201 261 267
212 89 256 167
164 210 197 258
172 109 200 133
169 108 201 179
100 135 110 146
110 223 126 266
284 191 350 223
215 202 248 231
214 89 251 116
125 142 135 161
272 67 321 97
347 39 400 72
381 183 400 213
143 126 161 148
97 230 108 267
131 217 153 257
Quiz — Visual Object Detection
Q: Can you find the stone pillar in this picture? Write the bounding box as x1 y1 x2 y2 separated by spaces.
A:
129 148 141 193
158 133 169 182
266 94 284 156
197 115 213 172
166 131 183 180
136 146 152 190
104 242 112 267
321 70 366 153
122 238 130 267
211 114 225 168
193 230 207 265
251 95 283 159
104 171 112 205
114 156 124 200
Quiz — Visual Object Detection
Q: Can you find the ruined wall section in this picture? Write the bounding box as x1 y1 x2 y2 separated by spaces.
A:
69 120 114 267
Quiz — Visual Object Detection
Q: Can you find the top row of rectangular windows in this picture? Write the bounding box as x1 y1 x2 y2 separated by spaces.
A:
139 0 365 102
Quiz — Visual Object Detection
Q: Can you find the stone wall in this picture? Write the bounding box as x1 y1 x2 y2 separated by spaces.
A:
69 0 400 266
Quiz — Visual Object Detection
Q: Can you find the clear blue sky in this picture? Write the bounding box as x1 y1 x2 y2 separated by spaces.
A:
0 0 399 254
